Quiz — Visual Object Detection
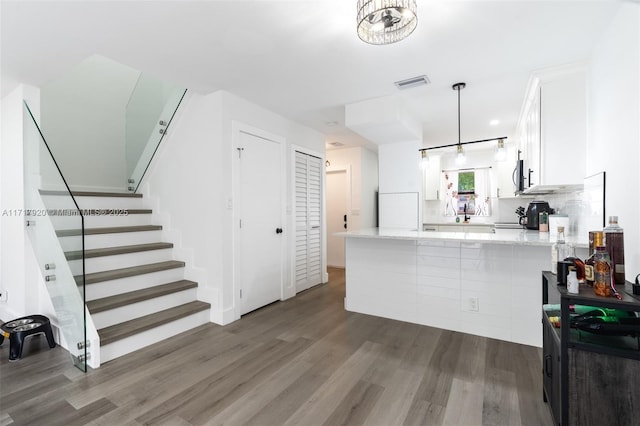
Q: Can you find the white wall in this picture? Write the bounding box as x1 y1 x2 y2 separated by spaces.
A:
140 90 325 325
40 55 140 192
1 85 30 319
587 3 640 280
378 141 421 194
0 85 57 322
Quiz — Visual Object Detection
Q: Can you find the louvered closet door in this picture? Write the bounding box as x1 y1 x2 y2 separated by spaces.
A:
295 151 323 293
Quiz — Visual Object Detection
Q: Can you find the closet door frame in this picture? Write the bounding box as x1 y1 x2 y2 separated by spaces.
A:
290 145 327 296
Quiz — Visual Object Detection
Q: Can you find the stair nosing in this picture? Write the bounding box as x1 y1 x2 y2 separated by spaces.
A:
66 242 174 260
57 225 162 237
39 190 143 198
98 301 210 346
76 260 186 285
87 280 198 314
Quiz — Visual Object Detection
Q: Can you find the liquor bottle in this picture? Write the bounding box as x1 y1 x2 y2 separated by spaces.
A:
604 216 625 285
593 246 612 297
584 231 604 286
565 257 586 283
551 226 567 274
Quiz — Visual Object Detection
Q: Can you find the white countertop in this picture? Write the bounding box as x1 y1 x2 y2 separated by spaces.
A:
336 227 588 248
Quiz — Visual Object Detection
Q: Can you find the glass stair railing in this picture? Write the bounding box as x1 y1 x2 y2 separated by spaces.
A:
125 74 187 193
23 101 99 371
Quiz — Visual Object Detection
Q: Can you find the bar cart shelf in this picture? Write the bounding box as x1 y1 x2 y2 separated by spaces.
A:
541 271 640 426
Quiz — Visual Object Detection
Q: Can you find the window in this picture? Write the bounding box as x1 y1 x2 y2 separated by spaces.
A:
457 171 475 194
442 169 492 217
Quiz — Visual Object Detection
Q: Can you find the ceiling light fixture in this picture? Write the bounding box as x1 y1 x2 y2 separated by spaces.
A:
357 0 417 45
418 82 508 163
495 138 507 162
455 143 466 165
420 150 429 169
453 82 466 165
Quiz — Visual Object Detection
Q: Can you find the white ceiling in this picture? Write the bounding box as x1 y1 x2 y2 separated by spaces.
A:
0 0 624 151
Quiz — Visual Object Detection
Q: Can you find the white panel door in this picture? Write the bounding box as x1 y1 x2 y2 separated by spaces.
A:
326 169 347 268
294 152 322 293
238 131 284 315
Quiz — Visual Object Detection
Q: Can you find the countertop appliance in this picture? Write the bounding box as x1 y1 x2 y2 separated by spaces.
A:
525 200 554 230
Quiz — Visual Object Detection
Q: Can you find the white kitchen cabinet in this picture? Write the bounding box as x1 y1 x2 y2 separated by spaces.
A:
517 64 587 190
436 224 494 233
422 154 441 200
492 145 518 198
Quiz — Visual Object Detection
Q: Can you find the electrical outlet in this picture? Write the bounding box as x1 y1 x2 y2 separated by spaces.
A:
0 289 7 302
469 297 479 312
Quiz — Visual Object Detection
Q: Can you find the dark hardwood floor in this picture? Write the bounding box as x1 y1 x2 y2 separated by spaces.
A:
0 267 553 425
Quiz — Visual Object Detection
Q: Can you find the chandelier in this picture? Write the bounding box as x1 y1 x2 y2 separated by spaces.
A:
357 0 418 45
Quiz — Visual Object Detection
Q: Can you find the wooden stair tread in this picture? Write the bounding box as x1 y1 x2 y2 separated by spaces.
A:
57 225 162 237
66 242 174 260
40 190 143 198
87 280 198 313
98 301 210 346
78 209 151 215
76 260 185 285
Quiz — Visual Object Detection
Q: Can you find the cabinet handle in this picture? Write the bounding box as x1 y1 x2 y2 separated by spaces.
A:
544 354 552 377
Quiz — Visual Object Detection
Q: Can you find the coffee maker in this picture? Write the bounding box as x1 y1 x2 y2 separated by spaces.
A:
517 201 554 230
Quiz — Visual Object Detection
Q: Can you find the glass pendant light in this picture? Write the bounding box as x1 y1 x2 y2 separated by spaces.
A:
455 144 466 165
420 150 429 169
494 138 506 161
453 83 466 165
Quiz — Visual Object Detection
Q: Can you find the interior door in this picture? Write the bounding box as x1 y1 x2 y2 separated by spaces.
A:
326 169 347 268
294 151 323 293
238 130 283 315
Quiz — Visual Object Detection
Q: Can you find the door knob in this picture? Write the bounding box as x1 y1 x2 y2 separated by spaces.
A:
276 228 283 234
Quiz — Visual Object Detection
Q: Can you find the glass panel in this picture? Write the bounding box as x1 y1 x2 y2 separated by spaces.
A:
125 74 186 192
23 102 87 371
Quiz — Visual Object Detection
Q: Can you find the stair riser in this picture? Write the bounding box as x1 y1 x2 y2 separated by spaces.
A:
51 213 152 229
42 195 145 211
91 288 198 329
59 231 163 251
100 310 210 363
84 268 186 301
69 249 174 275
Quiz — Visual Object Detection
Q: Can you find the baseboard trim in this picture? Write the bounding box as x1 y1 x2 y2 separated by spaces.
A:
210 306 237 326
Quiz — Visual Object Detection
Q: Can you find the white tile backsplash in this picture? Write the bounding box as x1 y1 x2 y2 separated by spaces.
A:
423 188 593 238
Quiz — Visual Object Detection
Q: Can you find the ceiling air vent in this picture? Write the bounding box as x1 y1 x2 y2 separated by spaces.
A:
394 75 431 90
328 142 344 147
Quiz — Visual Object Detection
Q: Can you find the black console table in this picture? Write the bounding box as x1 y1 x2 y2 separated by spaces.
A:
541 271 640 426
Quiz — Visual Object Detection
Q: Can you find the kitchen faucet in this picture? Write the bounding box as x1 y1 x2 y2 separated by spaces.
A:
463 203 470 223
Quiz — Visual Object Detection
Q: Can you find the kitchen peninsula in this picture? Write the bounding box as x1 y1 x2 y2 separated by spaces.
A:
339 228 588 347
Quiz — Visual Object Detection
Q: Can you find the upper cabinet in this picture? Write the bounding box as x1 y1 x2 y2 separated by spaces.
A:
423 154 441 200
516 64 587 192
492 144 518 198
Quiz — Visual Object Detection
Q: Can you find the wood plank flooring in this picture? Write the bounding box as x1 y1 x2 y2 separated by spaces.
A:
0 267 553 425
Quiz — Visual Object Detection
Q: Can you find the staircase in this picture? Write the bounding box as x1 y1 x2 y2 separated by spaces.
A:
41 190 210 365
